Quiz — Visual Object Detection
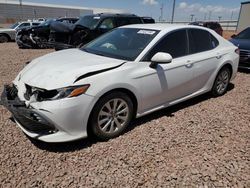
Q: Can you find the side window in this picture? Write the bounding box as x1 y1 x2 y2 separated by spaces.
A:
99 18 114 29
62 20 70 24
32 23 40 26
143 29 188 61
188 29 216 54
18 23 31 28
116 18 129 27
210 34 219 48
128 18 143 24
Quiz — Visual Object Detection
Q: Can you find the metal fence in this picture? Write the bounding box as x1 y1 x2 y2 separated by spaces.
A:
158 20 238 31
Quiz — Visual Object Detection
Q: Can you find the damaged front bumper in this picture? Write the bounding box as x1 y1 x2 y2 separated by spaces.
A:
0 85 57 135
1 84 95 142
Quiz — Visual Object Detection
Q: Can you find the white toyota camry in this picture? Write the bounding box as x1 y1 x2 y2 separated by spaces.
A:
1 24 239 142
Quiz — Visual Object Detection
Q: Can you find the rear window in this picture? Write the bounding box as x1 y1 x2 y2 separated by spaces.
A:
188 29 219 54
32 23 40 26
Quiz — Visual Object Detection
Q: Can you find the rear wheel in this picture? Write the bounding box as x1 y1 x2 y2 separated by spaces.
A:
211 66 231 97
89 92 134 140
0 34 9 43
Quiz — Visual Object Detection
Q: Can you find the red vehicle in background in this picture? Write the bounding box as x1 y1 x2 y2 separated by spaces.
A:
189 21 223 36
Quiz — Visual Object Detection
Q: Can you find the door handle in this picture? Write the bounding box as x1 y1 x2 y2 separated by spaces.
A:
185 60 193 68
216 53 222 59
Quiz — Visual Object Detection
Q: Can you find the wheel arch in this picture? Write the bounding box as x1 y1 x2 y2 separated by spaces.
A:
219 61 233 79
87 87 139 135
0 33 11 41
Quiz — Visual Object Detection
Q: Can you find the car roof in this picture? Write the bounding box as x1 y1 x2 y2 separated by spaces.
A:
19 21 32 24
121 23 210 32
84 13 140 18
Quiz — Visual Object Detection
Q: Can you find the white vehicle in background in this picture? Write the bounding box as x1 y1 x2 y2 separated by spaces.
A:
0 21 41 43
1 24 239 142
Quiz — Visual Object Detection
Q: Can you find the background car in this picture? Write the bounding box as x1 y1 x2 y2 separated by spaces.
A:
229 27 250 69
0 21 41 43
141 17 155 23
1 24 239 142
15 17 79 49
49 13 148 50
189 21 223 36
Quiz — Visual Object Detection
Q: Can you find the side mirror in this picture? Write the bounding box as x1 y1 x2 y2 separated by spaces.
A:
231 34 236 38
150 52 172 68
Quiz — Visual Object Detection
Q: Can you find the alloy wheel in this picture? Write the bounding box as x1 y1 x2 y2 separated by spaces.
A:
216 69 230 95
97 98 129 134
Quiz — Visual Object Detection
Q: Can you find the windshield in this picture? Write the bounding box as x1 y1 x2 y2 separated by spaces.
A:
235 28 250 40
39 19 56 26
10 23 19 29
82 28 159 61
75 15 101 29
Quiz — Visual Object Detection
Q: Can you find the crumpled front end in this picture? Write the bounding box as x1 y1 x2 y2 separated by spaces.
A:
0 82 96 142
1 85 57 134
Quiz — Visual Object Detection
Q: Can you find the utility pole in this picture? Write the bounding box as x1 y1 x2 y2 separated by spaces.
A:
204 13 207 21
218 16 222 22
208 11 212 21
227 11 234 30
19 0 23 21
159 3 164 22
190 14 194 22
171 0 176 23
33 9 37 20
230 11 234 20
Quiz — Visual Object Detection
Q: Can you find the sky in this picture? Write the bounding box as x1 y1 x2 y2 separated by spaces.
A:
10 0 244 21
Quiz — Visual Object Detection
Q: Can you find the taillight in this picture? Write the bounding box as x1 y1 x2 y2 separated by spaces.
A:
235 48 240 55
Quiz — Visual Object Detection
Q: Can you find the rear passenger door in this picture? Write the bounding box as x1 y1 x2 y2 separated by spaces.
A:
187 29 220 91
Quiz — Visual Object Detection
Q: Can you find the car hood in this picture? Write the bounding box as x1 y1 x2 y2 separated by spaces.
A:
18 49 125 90
0 28 15 32
229 38 250 50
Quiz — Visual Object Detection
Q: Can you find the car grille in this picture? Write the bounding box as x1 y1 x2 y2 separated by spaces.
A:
13 109 57 134
240 49 250 62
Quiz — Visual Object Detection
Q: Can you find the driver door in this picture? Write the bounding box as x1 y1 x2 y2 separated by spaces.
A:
136 29 197 111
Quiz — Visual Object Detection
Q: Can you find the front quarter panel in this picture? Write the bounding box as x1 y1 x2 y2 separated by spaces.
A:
74 62 142 110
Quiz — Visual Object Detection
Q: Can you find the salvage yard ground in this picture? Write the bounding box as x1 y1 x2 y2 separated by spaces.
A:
0 43 249 187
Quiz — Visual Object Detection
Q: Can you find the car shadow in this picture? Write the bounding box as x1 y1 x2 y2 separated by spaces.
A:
29 83 234 153
128 83 234 132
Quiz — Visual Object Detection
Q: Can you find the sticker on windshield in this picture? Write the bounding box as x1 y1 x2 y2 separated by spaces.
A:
93 17 100 19
137 30 156 35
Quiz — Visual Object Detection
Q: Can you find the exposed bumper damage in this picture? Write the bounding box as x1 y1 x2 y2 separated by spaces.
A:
1 83 94 142
0 85 57 134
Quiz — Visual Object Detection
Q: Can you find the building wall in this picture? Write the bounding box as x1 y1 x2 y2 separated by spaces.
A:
237 2 250 32
0 2 125 23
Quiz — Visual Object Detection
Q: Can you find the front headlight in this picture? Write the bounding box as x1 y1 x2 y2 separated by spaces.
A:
28 84 90 101
52 85 90 100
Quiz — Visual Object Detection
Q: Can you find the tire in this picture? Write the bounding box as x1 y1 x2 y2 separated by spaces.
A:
89 92 134 140
0 34 9 43
211 66 231 97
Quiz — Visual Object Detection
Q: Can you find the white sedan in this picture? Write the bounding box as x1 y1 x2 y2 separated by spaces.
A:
1 24 239 142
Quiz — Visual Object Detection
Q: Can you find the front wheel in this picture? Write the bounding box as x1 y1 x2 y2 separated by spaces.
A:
211 66 231 97
0 35 9 43
89 92 134 140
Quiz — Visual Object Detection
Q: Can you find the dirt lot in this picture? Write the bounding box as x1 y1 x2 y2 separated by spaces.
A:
0 43 249 187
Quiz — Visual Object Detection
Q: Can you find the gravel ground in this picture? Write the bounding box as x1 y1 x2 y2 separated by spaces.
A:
0 43 249 187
